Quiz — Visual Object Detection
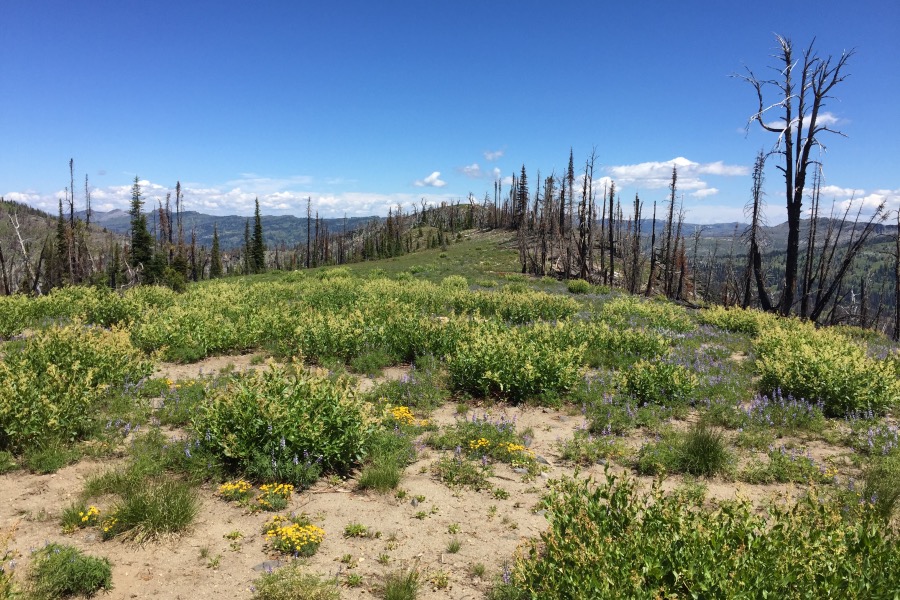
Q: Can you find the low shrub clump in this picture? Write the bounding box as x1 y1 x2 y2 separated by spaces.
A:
193 363 369 485
755 322 900 416
447 323 585 402
620 360 697 407
697 305 779 336
0 324 152 453
496 471 900 598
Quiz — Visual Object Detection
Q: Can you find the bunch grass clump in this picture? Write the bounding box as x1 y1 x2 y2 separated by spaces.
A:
251 564 339 600
27 543 112 599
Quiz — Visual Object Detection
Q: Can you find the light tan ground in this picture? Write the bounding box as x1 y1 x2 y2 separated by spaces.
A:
0 354 852 599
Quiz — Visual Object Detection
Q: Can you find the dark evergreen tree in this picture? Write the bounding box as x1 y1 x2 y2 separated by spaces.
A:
251 197 266 273
129 176 153 276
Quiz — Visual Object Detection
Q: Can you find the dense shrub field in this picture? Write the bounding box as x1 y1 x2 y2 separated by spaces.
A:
2 260 900 598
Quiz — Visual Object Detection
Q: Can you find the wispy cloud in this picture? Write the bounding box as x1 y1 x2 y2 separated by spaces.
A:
483 149 504 161
413 171 447 188
608 156 749 198
4 177 464 219
691 188 719 198
460 163 483 178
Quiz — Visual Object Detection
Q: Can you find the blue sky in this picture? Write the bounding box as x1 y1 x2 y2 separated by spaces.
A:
2 0 898 223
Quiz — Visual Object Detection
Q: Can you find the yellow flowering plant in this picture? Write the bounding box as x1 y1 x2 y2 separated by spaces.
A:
263 514 324 557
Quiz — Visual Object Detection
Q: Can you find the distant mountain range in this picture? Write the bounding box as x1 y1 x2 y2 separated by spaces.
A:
80 209 380 249
38 206 900 252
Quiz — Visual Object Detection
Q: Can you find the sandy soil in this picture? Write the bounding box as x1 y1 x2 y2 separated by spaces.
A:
0 354 850 599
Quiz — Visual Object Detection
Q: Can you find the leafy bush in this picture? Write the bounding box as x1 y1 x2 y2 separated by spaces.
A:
429 413 534 469
861 452 900 521
28 543 112 599
0 324 151 451
501 472 900 599
0 294 30 338
557 430 627 465
755 323 900 416
620 360 697 407
432 452 492 490
566 279 592 294
194 363 369 482
447 323 585 402
599 295 695 332
369 355 448 411
697 305 779 336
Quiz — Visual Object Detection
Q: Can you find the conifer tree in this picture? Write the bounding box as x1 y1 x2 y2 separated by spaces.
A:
129 176 153 275
251 197 266 272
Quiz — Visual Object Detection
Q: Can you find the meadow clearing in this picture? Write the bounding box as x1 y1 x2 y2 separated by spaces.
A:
2 231 900 599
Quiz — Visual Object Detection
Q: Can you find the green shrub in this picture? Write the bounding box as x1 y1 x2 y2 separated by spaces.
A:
861 452 900 521
432 452 492 490
447 323 585 402
251 563 340 600
441 274 468 290
28 543 112 599
504 471 900 599
0 294 30 338
428 414 535 470
755 323 900 416
369 355 448 411
621 360 697 407
557 430 627 465
0 324 151 452
566 279 592 294
697 305 778 336
194 363 369 482
599 295 695 332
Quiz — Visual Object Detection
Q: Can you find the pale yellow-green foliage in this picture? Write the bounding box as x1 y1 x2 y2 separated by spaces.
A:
697 305 781 336
755 321 900 416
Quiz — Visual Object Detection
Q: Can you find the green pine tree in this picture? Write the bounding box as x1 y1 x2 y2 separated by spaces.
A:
251 198 266 273
129 176 154 277
210 224 223 278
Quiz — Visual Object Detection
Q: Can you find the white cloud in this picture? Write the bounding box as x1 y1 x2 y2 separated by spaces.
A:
763 111 842 131
460 163 483 178
839 188 900 214
691 188 719 198
607 157 748 200
818 184 865 198
4 177 467 219
413 171 447 188
492 167 501 180
484 149 504 161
